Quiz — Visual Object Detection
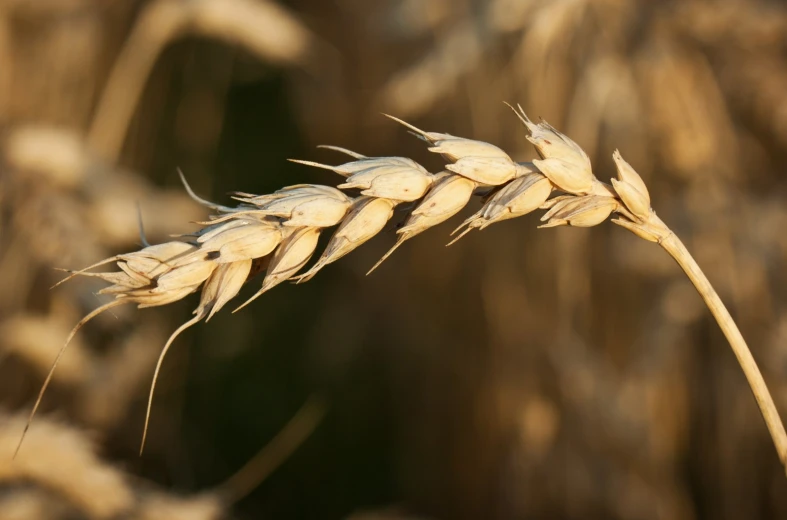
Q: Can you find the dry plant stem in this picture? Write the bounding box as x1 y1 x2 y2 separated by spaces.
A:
215 394 328 504
650 216 787 475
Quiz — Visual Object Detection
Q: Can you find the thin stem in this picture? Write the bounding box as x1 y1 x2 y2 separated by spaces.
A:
658 224 787 475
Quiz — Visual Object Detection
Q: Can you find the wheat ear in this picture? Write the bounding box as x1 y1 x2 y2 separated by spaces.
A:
29 104 787 476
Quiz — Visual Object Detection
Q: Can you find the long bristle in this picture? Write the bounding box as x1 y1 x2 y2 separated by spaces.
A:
450 211 479 237
504 101 531 128
366 235 408 275
136 202 151 247
233 281 280 313
178 168 236 212
50 257 122 289
14 299 128 458
290 258 326 284
287 158 340 173
382 113 431 142
139 312 204 455
445 226 474 247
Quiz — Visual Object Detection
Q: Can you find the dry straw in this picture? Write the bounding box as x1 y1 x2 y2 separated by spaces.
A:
16 104 787 477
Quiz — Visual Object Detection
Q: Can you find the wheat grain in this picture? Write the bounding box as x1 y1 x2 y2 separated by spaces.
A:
21 104 787 478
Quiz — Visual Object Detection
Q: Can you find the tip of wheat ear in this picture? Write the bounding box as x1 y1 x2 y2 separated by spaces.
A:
50 257 122 289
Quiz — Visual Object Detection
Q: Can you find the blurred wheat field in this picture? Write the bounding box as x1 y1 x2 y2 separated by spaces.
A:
1 0 787 519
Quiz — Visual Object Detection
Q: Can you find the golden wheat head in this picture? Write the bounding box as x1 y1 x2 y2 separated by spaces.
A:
17 104 787 479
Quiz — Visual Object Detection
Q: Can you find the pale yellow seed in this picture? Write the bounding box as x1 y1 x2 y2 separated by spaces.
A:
611 178 650 220
612 149 650 204
367 174 475 274
446 156 519 186
198 259 253 320
428 138 511 162
539 195 618 228
449 173 553 244
532 157 593 195
298 197 396 282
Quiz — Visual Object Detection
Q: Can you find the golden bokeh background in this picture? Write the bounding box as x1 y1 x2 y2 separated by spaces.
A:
2 1 787 518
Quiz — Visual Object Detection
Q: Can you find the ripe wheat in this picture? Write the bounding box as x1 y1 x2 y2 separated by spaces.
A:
16 104 787 477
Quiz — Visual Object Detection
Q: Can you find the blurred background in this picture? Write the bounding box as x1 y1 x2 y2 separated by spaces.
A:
2 0 787 518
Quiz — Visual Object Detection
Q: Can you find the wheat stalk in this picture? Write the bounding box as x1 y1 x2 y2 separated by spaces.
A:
16 103 787 476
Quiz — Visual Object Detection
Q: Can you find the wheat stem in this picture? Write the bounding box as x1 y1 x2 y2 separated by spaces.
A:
653 218 787 476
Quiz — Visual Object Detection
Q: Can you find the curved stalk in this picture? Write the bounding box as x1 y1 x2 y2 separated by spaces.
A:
654 221 787 475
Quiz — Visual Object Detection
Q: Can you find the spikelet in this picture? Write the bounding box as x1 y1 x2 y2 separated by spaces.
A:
445 156 533 186
195 220 283 263
384 114 526 185
297 196 396 281
198 260 254 321
611 149 651 220
383 113 508 161
235 227 322 312
367 173 475 274
539 195 619 228
291 153 435 202
149 260 217 291
139 256 254 454
234 184 352 227
52 241 197 289
121 285 206 309
507 103 595 194
449 171 553 244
